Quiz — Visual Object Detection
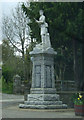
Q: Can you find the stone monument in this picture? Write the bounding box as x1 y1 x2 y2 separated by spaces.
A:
19 10 67 109
13 74 21 94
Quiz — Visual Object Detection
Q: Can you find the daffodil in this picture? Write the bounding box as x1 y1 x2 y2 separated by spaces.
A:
74 93 84 105
79 95 82 98
78 98 80 100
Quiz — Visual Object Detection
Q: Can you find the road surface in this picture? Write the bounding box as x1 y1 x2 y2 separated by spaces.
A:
0 93 83 119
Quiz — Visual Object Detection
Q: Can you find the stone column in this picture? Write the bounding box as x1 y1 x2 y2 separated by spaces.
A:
30 51 56 94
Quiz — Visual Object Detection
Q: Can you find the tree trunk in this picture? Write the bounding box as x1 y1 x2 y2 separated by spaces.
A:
73 39 79 90
22 42 25 82
82 44 84 83
80 44 84 92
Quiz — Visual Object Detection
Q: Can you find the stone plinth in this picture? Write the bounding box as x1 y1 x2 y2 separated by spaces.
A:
13 74 21 94
19 47 67 109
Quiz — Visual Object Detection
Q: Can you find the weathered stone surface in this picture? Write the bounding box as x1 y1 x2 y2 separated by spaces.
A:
30 88 56 94
24 101 62 105
13 74 21 94
19 104 67 109
19 48 67 109
30 47 57 55
27 94 59 101
30 52 56 89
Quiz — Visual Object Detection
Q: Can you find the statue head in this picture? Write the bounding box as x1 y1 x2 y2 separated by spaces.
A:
39 10 44 16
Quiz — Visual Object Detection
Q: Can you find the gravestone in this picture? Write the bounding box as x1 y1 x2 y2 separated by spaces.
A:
13 74 21 94
19 10 67 109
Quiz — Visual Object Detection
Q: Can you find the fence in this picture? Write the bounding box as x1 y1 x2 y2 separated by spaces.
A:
55 80 75 91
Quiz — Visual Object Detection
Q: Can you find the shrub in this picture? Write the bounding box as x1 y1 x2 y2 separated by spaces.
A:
2 76 13 94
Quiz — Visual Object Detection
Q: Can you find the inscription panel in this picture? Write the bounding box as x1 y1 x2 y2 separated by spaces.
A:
45 65 52 88
35 65 41 88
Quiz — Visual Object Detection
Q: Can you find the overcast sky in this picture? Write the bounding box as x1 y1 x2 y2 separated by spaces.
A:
0 1 29 56
0 2 18 44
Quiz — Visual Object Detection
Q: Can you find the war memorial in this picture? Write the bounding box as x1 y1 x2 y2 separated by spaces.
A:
19 10 67 109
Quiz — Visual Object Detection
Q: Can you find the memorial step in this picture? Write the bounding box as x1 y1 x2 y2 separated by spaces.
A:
19 104 67 109
27 94 60 101
24 101 62 105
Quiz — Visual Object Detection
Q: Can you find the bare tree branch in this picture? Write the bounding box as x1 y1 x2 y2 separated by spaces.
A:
2 3 30 57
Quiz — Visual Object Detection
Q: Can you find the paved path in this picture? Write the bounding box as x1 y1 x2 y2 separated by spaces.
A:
0 93 84 119
2 105 83 119
2 93 24 100
0 93 24 108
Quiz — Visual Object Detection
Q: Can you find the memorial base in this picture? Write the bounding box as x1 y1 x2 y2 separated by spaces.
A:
19 47 67 109
19 93 67 109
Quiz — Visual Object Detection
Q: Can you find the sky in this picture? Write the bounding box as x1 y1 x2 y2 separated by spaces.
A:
0 2 18 44
0 1 30 56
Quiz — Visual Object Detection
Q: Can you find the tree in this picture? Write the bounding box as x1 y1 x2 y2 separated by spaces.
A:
22 2 83 90
2 39 28 83
66 6 83 90
0 44 2 65
2 39 16 83
2 3 30 81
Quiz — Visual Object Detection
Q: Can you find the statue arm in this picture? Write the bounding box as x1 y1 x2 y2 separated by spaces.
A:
36 20 41 23
35 16 45 24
